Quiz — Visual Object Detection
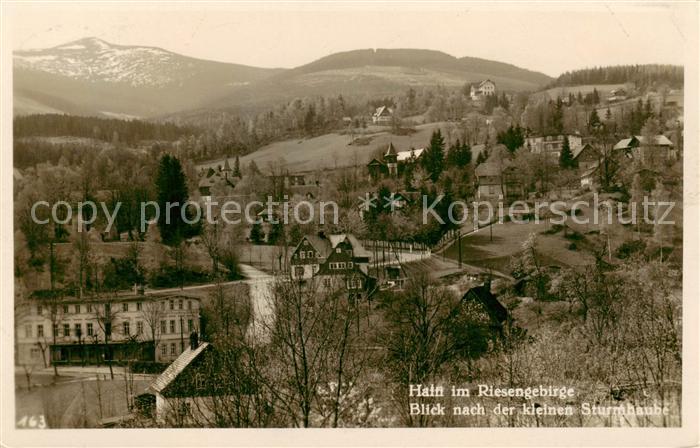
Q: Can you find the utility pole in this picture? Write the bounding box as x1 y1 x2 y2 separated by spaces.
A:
457 230 462 268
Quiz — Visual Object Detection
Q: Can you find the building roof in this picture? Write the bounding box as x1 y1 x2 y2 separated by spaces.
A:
374 106 393 117
475 161 502 177
301 234 334 259
148 342 210 395
479 79 495 87
580 161 600 178
396 147 425 162
573 142 595 159
614 135 673 150
384 142 398 156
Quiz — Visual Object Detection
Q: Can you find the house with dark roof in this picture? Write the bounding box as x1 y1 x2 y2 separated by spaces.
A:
146 334 254 426
613 135 676 163
572 143 600 171
289 232 376 295
367 143 424 180
197 159 238 202
475 156 523 201
461 284 509 333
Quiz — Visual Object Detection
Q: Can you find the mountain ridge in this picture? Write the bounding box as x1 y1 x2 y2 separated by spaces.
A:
14 38 553 118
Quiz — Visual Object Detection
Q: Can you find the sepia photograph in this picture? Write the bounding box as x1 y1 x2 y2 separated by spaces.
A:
1 1 698 445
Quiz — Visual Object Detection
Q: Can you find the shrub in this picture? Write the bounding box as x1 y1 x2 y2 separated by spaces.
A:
567 242 578 251
564 231 584 241
615 239 646 259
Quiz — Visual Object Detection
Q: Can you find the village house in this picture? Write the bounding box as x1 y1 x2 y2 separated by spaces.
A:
197 158 239 203
579 162 600 189
525 134 583 158
607 88 628 103
470 79 496 101
367 143 424 180
475 158 524 202
372 105 394 125
613 135 676 163
572 143 600 171
15 290 201 367
289 232 375 295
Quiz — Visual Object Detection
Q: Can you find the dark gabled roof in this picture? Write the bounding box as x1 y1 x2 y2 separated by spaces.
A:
385 142 398 156
573 142 596 159
367 158 385 167
297 234 333 259
462 285 508 325
148 342 210 395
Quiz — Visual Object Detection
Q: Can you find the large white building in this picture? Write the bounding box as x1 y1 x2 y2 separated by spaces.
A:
15 291 201 367
524 134 583 158
470 79 496 100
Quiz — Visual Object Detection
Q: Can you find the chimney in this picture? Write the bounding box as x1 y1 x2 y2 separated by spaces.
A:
189 332 199 350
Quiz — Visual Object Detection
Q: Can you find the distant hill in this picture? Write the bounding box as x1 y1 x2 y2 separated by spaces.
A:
14 40 552 119
203 48 552 112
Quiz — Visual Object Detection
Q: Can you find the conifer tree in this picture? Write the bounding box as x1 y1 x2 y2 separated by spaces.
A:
559 136 576 169
422 129 445 182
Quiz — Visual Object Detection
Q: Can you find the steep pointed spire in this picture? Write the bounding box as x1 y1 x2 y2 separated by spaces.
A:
385 142 397 156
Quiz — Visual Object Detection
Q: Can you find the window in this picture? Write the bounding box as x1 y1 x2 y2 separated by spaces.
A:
75 304 80 314
188 300 192 310
63 324 70 337
122 303 128 312
87 323 93 336
348 262 353 268
136 302 142 311
336 248 341 253
170 320 176 334
169 300 174 310
63 305 69 313
161 345 167 357
137 321 143 335
323 278 331 287
37 325 44 338
87 304 92 313
178 299 183 310
300 251 306 259
294 266 304 277
303 240 308 246
37 305 43 315
161 301 165 310
160 320 166 334
25 325 32 338
307 251 314 258
74 324 82 338
53 324 58 337
188 319 193 332
123 321 130 336
105 322 112 337
170 343 176 355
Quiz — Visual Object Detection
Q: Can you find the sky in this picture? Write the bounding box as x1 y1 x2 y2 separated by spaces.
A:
7 2 693 77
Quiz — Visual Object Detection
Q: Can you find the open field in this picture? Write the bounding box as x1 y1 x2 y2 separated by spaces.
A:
537 83 628 100
198 122 449 173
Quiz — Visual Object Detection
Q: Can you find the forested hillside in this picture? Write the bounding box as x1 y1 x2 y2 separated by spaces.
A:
549 64 683 88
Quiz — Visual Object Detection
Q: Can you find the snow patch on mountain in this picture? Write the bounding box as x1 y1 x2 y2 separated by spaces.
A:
14 37 202 87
